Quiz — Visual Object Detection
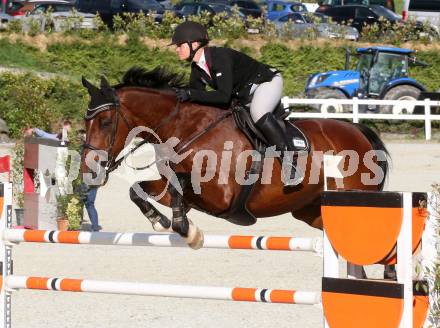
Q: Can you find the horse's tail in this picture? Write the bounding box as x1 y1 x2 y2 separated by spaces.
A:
354 123 391 191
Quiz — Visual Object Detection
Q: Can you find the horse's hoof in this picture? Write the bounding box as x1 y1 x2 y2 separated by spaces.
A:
152 216 172 232
186 220 204 250
152 222 172 232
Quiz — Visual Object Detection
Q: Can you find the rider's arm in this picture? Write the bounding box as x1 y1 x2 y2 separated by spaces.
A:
33 128 59 140
189 69 206 90
189 53 233 106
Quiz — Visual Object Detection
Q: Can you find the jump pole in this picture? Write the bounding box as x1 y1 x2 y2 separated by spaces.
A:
2 229 322 253
0 183 13 328
0 182 321 328
5 275 320 305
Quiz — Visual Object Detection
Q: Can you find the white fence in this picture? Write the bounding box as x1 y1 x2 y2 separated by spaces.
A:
282 97 440 140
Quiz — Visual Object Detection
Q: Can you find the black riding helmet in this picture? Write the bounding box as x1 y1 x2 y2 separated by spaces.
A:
170 21 209 61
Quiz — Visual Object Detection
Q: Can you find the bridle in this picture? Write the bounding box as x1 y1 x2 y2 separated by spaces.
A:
82 89 134 181
83 86 232 184
82 88 183 183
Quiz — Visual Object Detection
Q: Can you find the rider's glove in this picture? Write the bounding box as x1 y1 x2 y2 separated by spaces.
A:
175 88 191 102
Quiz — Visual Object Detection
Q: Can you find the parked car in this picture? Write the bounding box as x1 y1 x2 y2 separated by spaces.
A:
156 0 173 10
266 0 307 21
15 1 96 31
316 0 395 12
75 0 164 27
303 2 319 12
0 12 12 29
174 2 245 19
6 0 66 16
318 4 428 32
6 1 33 16
274 12 359 40
407 0 440 29
208 2 246 17
229 0 262 17
174 2 216 17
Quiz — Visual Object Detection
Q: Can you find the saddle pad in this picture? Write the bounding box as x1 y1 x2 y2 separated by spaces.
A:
285 120 310 152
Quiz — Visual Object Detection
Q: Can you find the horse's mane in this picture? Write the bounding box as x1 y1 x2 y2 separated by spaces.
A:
117 66 185 90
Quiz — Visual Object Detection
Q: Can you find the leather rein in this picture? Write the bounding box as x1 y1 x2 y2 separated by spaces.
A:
83 89 232 176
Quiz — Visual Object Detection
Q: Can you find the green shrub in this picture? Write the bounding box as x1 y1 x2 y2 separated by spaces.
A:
11 141 24 208
93 13 109 33
154 11 182 39
6 19 23 34
66 196 82 230
0 33 439 138
27 18 42 37
0 73 87 138
361 18 440 44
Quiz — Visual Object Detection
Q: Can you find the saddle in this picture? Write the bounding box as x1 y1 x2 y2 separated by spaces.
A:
222 102 310 226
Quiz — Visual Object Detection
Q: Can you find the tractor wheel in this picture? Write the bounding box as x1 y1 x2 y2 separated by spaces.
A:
381 85 421 114
313 89 349 113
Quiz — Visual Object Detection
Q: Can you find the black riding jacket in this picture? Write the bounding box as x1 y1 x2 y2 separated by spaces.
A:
188 47 276 107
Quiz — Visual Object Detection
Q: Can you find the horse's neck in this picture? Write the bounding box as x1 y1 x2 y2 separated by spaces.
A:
123 88 226 142
123 87 175 128
169 103 225 141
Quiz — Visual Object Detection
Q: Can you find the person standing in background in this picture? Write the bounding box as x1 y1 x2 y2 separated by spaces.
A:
78 129 102 232
80 182 101 232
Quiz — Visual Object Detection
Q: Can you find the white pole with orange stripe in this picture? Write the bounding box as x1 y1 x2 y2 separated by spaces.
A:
2 229 322 253
0 183 13 328
5 275 321 305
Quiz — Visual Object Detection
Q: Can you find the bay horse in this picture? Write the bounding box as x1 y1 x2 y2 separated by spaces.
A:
81 66 391 264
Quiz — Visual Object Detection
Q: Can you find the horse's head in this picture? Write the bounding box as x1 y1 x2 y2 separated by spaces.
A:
81 66 185 186
81 76 132 186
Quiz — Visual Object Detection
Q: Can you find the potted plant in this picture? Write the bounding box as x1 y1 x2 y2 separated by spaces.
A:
56 193 70 231
56 193 82 231
66 196 82 230
11 141 25 226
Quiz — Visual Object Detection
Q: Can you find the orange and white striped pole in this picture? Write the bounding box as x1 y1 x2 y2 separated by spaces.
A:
0 183 13 328
5 275 321 305
3 229 322 253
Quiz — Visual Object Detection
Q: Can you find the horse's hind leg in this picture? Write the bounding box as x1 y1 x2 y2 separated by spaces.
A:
129 180 172 232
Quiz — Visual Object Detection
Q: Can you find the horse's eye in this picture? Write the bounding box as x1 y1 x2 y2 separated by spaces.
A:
101 119 112 129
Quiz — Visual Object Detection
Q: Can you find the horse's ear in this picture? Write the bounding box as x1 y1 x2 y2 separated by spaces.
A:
100 75 111 91
82 76 99 94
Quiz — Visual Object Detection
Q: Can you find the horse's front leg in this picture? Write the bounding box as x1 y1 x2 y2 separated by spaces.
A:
129 180 173 232
168 181 204 250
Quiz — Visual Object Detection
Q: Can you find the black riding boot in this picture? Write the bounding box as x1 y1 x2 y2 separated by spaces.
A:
256 112 304 186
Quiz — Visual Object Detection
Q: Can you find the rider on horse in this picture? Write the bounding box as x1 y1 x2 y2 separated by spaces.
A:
170 21 304 186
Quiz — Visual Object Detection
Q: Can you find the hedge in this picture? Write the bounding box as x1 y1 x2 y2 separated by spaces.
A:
0 34 439 138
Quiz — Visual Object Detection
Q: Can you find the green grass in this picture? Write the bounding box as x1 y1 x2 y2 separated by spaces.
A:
0 34 439 138
1 36 439 95
0 38 440 96
0 38 50 71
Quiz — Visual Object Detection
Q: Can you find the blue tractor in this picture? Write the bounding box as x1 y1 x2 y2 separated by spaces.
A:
305 46 428 114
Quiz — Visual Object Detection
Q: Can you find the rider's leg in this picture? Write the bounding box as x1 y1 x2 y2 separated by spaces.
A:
249 73 283 122
251 74 304 186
